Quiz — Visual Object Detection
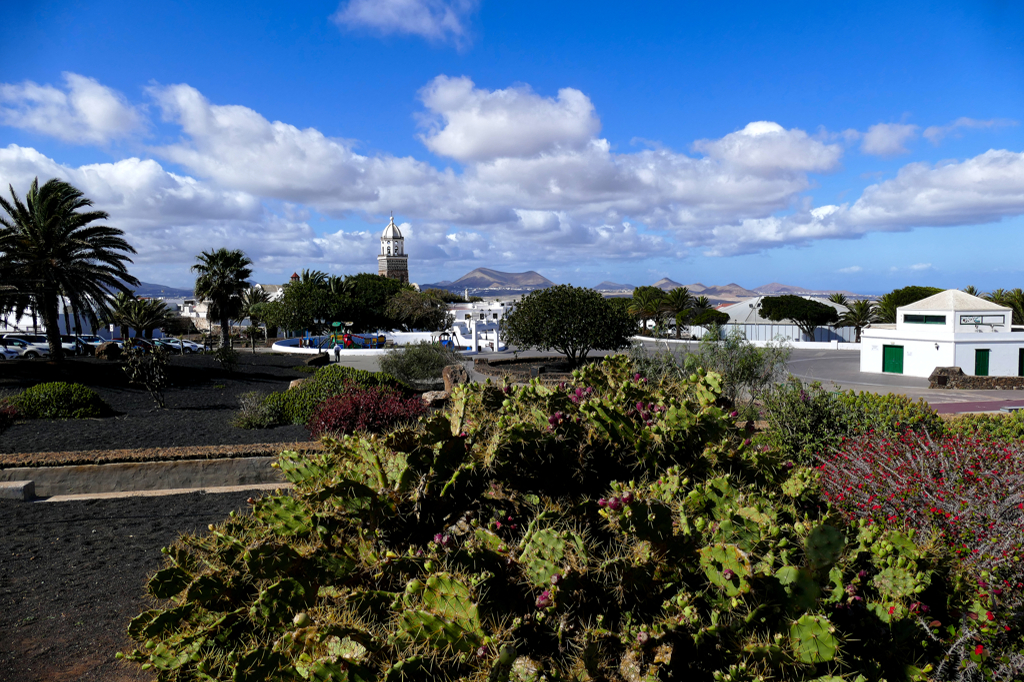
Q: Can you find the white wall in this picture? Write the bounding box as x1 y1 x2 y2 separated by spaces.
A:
862 328 1024 377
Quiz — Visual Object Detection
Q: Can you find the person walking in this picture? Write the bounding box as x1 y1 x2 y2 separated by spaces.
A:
333 342 342 363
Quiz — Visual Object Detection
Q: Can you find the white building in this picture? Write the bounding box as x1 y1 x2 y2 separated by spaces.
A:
448 300 517 352
693 296 855 343
860 289 1024 377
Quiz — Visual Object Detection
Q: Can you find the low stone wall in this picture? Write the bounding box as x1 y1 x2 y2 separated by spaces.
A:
928 366 1024 390
474 355 578 384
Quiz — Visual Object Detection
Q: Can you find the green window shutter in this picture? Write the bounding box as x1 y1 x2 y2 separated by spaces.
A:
975 349 990 377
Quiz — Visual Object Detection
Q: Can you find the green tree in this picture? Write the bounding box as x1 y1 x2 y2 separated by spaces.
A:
502 285 635 367
827 292 849 307
691 307 730 328
106 291 135 341
386 289 454 333
662 286 693 339
240 286 271 353
875 285 943 323
0 178 139 360
628 286 667 335
962 285 981 297
191 248 253 350
834 299 879 342
985 287 1024 325
342 273 412 332
262 280 344 338
759 295 839 340
123 298 172 339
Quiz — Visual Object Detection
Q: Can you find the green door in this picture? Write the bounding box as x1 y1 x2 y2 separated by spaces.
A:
975 349 990 377
882 345 904 374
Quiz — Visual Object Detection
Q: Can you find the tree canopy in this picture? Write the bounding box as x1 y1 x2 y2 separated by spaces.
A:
386 289 454 333
691 308 730 328
0 177 139 360
759 295 839 340
875 286 942 323
501 284 636 367
192 248 253 349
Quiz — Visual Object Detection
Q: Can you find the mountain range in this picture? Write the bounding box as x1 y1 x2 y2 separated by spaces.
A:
424 268 554 292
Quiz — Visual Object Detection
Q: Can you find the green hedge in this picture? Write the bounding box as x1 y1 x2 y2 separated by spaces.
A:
943 410 1024 441
251 365 410 428
15 382 110 419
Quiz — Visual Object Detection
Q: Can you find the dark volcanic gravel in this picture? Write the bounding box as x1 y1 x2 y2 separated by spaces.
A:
0 353 310 454
0 490 265 682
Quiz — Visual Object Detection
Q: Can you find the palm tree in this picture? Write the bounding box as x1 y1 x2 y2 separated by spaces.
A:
240 286 270 353
628 287 667 335
827 292 849 307
299 269 328 288
123 298 172 339
962 285 981 297
662 287 693 339
0 178 138 360
106 291 136 341
1002 288 1024 325
192 248 253 350
835 299 878 342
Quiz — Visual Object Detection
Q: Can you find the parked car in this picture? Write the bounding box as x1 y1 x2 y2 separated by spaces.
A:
0 347 18 360
59 335 90 356
0 337 49 359
73 335 106 354
1 335 51 358
123 338 155 352
162 338 202 353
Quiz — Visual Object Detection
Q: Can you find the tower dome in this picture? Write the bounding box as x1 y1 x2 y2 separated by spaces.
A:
377 214 409 283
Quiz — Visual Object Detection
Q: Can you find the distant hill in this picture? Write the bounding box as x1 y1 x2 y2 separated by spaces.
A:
425 268 554 293
594 281 635 291
651 278 686 290
132 282 194 298
754 283 869 299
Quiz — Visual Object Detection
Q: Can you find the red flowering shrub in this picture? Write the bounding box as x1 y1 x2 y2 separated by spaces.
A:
821 432 1024 675
307 385 427 439
0 403 19 433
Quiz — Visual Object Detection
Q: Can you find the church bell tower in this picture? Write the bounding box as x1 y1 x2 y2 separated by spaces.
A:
377 215 409 283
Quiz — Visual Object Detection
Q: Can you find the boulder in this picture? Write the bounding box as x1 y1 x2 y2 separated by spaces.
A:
96 342 122 360
421 390 449 407
306 352 331 367
288 378 310 391
442 364 470 393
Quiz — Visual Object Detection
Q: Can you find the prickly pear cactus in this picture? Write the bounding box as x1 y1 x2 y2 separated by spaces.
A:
125 355 977 682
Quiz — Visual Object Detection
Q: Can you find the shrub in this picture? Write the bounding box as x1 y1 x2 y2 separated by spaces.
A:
214 346 239 373
685 325 790 416
256 364 410 427
944 410 1024 442
757 378 859 463
233 390 286 429
306 385 427 438
377 340 464 387
0 403 18 433
758 380 946 464
127 356 1004 681
122 345 169 407
820 432 1024 673
16 382 109 419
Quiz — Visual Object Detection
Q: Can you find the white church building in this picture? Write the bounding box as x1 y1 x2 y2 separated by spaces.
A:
860 289 1024 377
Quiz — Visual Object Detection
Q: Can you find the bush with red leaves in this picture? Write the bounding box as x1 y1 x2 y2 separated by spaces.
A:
307 385 427 439
820 432 1024 580
0 403 18 433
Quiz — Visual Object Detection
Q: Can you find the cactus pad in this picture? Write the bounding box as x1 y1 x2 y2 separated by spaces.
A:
804 525 845 569
519 528 566 587
255 495 313 537
397 609 482 654
699 543 752 596
789 614 838 663
775 566 820 611
421 573 481 633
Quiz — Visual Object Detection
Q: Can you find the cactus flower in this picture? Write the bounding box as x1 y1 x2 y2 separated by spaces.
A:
607 497 623 511
536 590 553 608
722 568 736 581
621 491 634 504
597 498 607 508
636 631 650 645
551 573 562 585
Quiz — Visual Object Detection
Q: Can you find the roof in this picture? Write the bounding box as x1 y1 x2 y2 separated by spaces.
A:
718 296 848 325
382 216 403 239
900 289 1010 312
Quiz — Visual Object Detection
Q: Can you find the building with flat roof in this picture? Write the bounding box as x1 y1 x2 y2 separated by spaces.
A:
860 289 1024 377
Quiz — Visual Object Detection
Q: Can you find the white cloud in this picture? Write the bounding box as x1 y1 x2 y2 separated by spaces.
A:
909 263 932 271
418 76 601 162
838 265 862 274
923 117 1018 145
703 149 1024 255
0 73 145 145
332 0 477 45
860 123 918 156
692 121 843 175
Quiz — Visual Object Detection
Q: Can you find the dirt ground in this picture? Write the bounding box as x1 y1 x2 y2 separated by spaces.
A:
0 490 263 682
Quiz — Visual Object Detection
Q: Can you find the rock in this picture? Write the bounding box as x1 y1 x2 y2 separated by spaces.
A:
306 352 331 367
421 390 449 407
442 364 470 392
95 342 122 360
288 378 309 391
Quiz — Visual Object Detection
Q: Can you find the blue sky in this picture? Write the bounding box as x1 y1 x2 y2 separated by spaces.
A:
2 1 1023 294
